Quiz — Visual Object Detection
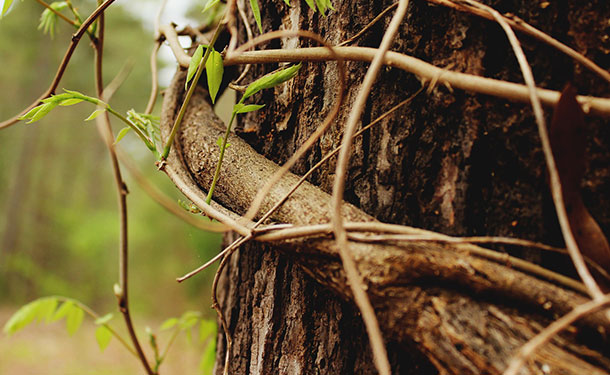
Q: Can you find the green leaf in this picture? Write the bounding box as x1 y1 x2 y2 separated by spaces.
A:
18 105 44 121
233 103 265 114
28 101 59 123
1 0 14 18
314 0 326 14
160 317 178 331
186 45 204 90
199 320 217 343
36 298 59 323
94 313 113 325
202 0 220 13
59 98 83 106
3 299 48 335
243 63 302 100
199 338 216 374
114 126 131 145
65 305 84 336
249 0 262 33
283 0 290 5
216 136 224 148
85 109 105 121
95 325 112 352
206 49 224 104
51 301 73 322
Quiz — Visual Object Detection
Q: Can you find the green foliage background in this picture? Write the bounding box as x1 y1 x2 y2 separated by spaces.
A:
0 0 222 318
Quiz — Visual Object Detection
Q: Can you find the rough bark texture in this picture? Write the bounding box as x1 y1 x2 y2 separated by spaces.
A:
162 0 610 374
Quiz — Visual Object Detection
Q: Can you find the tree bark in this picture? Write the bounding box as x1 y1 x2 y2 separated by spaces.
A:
161 0 610 373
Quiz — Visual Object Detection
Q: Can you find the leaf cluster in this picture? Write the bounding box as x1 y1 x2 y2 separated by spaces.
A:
3 296 115 352
38 1 68 38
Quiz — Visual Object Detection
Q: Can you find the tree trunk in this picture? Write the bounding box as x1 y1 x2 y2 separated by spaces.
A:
161 0 610 374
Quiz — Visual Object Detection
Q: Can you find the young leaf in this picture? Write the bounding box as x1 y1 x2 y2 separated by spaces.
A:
51 300 73 322
27 102 59 123
3 299 44 335
38 2 68 38
203 0 220 13
114 126 131 145
18 105 44 122
65 305 84 336
206 49 224 104
59 98 83 106
232 103 265 114
243 63 302 100
160 317 179 331
186 45 204 90
1 0 14 18
36 298 59 323
85 109 105 121
215 136 230 149
94 313 113 325
95 325 113 352
249 0 262 33
284 0 290 5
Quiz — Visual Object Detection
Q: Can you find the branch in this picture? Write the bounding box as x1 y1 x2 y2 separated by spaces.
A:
221 47 610 117
160 69 610 374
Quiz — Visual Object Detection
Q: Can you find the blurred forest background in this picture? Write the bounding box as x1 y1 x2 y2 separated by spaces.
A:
0 0 224 373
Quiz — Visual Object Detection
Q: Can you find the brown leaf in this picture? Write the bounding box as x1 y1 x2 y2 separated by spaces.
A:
550 83 610 275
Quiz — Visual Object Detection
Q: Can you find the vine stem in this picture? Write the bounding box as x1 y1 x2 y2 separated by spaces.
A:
503 293 610 375
331 1 410 374
92 4 154 374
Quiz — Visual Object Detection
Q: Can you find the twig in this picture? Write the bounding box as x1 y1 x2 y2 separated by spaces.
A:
232 0 254 85
503 294 610 375
163 163 251 236
253 222 588 295
176 234 250 282
153 0 168 40
220 46 610 117
145 41 162 115
92 7 154 374
338 2 399 46
223 30 346 222
428 0 610 84
331 1 410 374
461 0 603 299
117 149 228 233
101 59 134 100
158 24 192 67
0 0 115 130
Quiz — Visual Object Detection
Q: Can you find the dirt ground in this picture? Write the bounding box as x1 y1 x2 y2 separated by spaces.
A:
0 307 207 375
